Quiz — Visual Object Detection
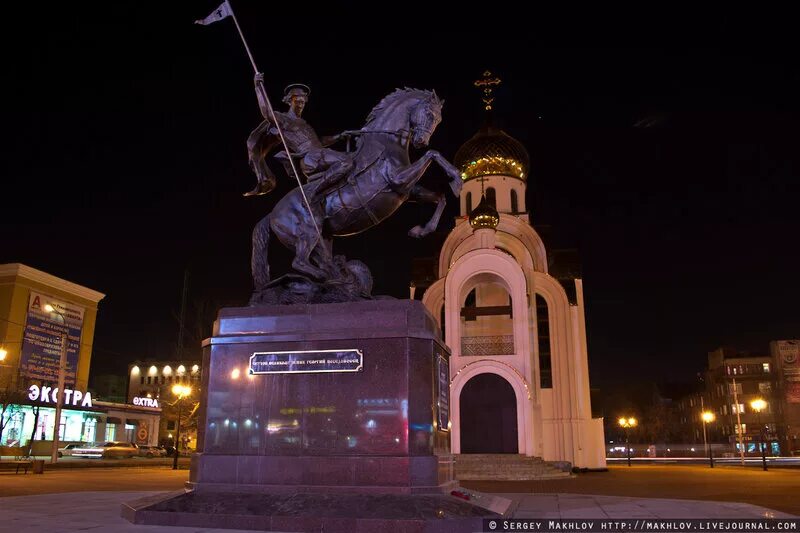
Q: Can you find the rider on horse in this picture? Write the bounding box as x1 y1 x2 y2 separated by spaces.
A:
245 73 354 204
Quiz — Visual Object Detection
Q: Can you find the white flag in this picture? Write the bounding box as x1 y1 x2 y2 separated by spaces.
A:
195 1 232 25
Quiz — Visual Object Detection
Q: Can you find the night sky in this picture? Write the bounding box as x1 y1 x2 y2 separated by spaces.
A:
3 4 799 395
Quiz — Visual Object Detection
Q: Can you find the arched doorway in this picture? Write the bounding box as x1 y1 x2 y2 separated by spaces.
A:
459 373 518 453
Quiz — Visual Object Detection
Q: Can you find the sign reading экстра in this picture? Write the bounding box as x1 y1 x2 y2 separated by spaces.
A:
249 349 363 375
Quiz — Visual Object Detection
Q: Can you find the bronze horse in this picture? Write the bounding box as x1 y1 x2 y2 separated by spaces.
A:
251 88 462 291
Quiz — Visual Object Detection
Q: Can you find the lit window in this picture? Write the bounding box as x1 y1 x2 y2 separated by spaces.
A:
763 363 771 373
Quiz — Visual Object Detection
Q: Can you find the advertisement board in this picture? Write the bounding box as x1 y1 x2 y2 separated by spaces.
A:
19 291 84 386
775 340 800 404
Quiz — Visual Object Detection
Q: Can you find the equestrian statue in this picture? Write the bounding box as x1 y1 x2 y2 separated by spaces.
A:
247 79 462 304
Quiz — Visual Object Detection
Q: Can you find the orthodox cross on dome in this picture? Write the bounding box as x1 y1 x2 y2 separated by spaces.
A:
475 176 489 197
474 70 502 111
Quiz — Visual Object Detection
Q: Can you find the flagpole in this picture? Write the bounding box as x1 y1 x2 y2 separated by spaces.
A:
222 1 323 243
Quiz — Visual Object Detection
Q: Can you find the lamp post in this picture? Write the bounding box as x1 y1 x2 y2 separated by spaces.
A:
44 304 69 464
171 384 192 470
618 417 638 467
701 411 715 468
750 398 767 471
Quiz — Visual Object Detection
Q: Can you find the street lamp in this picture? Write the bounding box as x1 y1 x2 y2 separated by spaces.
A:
750 398 768 471
171 384 192 470
44 303 69 464
701 411 716 468
618 417 638 467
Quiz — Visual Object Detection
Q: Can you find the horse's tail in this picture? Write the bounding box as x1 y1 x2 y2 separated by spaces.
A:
251 214 272 290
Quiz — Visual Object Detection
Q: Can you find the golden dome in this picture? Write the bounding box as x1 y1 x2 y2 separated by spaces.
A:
469 195 500 230
454 122 530 182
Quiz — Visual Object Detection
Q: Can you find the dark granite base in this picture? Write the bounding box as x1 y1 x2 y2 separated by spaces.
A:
122 490 500 532
190 453 456 494
190 301 455 494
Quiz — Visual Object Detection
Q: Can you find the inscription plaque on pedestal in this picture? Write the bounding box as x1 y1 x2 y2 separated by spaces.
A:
249 349 363 375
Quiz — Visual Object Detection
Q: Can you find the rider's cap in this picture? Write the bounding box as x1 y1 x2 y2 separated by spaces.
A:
284 83 311 97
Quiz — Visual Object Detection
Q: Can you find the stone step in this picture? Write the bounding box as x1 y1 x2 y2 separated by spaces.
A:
455 455 545 464
454 454 572 481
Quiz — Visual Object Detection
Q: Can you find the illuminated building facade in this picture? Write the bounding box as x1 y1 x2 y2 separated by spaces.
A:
127 360 202 451
676 343 800 456
0 263 160 451
420 74 606 470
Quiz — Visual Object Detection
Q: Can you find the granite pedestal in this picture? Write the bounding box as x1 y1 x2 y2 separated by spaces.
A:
124 300 501 531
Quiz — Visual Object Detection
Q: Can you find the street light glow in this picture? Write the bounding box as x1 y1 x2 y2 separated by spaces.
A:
702 411 716 423
0 348 7 361
619 417 637 428
231 368 240 380
750 398 767 412
172 384 192 397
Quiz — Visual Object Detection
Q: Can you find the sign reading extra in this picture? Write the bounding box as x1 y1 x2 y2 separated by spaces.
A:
27 384 93 407
132 397 160 408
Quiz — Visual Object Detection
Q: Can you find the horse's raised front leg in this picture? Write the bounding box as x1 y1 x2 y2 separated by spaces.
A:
407 185 445 238
388 151 435 193
391 150 463 198
427 151 463 197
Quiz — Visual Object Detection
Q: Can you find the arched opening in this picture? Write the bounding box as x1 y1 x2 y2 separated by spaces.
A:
510 189 518 213
460 281 514 356
439 303 446 340
460 373 518 453
465 192 472 215
536 294 552 388
486 187 496 208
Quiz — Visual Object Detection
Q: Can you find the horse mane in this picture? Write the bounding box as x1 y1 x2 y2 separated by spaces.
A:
364 87 436 126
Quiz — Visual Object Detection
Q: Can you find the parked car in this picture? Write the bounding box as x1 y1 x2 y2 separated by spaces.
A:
57 443 81 458
72 441 139 459
138 445 168 458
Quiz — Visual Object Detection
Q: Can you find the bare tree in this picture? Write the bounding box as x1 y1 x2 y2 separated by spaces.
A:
0 386 24 444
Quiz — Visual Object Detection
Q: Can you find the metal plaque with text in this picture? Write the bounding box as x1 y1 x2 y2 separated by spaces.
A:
249 349 363 375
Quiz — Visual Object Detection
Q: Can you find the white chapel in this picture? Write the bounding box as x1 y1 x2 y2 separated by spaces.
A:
421 73 606 471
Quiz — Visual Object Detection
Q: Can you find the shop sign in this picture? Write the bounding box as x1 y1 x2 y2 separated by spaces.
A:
249 349 363 375
136 421 149 444
132 397 160 408
27 384 93 407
